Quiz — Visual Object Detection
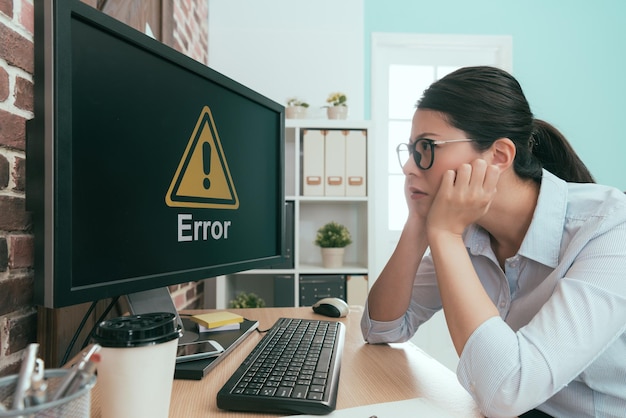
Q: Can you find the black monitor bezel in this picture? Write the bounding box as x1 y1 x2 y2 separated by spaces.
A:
30 0 285 308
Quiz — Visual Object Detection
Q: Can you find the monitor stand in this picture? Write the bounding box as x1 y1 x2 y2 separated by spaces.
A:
125 287 198 344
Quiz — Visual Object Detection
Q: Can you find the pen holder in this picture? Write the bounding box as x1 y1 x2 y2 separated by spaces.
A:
0 369 95 418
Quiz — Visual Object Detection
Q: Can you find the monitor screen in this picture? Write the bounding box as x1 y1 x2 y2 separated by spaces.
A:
30 1 285 308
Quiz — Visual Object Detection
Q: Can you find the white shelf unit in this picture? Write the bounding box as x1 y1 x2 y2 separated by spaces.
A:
210 119 374 309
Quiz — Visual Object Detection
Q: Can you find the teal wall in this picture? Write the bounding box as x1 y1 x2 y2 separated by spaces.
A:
363 0 626 190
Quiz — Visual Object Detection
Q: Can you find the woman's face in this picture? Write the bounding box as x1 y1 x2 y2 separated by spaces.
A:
403 109 483 215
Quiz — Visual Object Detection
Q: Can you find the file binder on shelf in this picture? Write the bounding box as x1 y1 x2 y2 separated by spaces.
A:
345 130 367 197
324 130 346 197
302 129 325 196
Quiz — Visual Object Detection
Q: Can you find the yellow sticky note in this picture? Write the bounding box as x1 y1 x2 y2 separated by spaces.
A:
190 311 244 329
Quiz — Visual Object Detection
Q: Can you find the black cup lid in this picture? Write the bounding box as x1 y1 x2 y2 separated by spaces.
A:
93 312 183 348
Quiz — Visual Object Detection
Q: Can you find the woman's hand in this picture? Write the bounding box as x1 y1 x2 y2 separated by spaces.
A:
425 159 501 354
427 159 500 239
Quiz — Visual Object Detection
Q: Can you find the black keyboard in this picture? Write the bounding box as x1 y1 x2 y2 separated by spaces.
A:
216 317 346 415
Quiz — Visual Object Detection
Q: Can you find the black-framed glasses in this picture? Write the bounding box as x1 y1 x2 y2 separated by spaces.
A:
396 138 475 170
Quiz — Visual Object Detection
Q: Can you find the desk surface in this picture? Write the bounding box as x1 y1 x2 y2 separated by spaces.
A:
90 306 482 417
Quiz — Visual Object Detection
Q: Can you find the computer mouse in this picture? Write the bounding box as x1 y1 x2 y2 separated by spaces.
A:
312 297 349 318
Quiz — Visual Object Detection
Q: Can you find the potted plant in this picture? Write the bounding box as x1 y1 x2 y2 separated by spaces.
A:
314 221 352 268
229 292 266 308
285 97 309 119
324 92 348 120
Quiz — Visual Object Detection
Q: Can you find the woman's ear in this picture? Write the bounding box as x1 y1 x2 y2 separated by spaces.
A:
488 138 516 170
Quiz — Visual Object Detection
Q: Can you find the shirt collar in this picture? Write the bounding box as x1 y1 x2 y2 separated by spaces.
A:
464 169 566 268
518 170 566 268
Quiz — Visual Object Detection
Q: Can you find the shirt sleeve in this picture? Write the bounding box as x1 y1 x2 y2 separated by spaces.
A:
360 303 409 343
361 251 443 344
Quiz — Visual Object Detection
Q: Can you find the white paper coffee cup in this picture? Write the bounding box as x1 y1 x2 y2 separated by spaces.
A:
92 312 182 418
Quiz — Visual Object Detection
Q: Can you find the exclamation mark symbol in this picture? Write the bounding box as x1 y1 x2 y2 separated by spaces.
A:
202 141 211 190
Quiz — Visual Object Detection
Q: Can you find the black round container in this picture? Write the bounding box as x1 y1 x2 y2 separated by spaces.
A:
93 312 182 348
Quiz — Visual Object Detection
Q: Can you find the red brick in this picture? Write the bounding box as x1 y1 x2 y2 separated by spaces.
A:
0 22 34 73
173 292 185 309
19 0 34 34
13 156 25 191
0 0 12 19
0 66 9 101
9 234 33 269
0 153 9 189
0 109 26 150
14 76 33 112
185 286 196 301
0 275 34 316
7 310 37 355
0 195 31 231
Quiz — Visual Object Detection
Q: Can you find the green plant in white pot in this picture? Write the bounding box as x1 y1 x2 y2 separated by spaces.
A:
314 221 352 268
324 92 348 119
285 97 309 119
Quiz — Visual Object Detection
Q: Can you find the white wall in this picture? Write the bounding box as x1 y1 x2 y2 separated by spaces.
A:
208 0 365 120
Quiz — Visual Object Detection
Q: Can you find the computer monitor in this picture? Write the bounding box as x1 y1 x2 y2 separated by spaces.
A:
29 1 285 308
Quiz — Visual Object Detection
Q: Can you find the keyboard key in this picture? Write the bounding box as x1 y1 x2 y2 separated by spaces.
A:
308 391 324 401
260 387 276 396
276 387 292 397
316 348 332 372
292 385 308 399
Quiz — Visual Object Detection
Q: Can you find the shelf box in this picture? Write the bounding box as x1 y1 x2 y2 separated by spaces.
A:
302 129 325 196
302 129 367 198
299 274 346 306
324 130 346 196
345 130 367 197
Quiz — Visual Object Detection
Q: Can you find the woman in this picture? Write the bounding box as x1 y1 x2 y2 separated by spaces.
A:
361 66 626 417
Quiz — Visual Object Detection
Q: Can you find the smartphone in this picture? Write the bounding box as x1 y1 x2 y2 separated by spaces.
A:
175 340 225 363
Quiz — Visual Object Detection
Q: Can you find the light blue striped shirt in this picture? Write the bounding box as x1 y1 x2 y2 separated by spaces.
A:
362 170 626 417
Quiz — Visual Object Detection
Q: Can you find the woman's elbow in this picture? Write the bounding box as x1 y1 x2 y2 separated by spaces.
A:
470 386 543 418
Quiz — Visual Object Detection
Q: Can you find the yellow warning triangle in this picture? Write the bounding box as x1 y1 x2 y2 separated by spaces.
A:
165 106 239 209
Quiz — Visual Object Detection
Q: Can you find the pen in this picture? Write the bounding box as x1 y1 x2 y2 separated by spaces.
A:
25 358 47 407
62 353 99 397
51 344 101 401
11 343 39 410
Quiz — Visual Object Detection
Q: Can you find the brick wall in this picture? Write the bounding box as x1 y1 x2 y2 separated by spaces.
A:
0 0 208 377
172 0 209 66
0 0 36 377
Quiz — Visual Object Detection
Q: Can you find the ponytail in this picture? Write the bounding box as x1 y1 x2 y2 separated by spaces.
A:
531 119 595 184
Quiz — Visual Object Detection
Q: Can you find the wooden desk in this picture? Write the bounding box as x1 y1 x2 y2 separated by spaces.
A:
90 306 482 417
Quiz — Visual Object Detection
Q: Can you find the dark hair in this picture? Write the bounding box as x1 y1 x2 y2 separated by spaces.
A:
417 66 594 184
